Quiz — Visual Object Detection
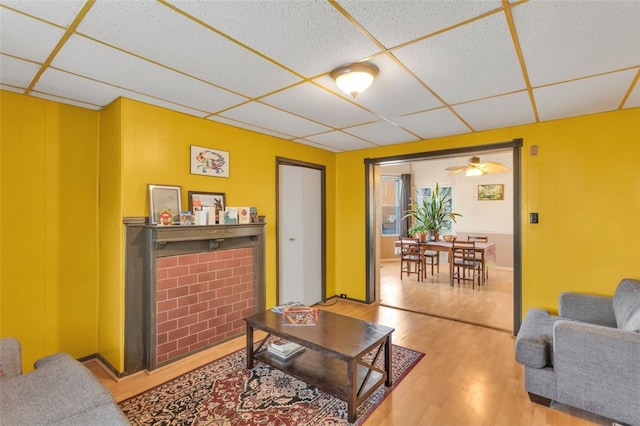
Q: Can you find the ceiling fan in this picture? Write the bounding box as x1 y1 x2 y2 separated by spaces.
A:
444 156 511 176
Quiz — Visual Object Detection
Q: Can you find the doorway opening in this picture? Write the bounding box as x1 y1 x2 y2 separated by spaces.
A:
365 140 523 335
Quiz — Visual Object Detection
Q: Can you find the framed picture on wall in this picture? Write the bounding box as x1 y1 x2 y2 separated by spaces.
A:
148 184 182 225
478 184 504 201
190 145 229 177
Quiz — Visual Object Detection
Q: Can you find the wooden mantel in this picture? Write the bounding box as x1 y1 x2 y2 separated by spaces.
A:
123 218 266 375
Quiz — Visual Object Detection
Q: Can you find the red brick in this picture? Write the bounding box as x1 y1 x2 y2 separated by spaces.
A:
177 294 198 307
199 271 217 282
157 341 176 357
189 321 209 334
157 257 177 268
157 354 168 363
232 300 247 312
216 250 234 260
216 322 233 335
178 314 198 328
232 283 246 294
242 307 255 317
198 309 218 322
156 268 168 280
168 265 190 278
209 279 227 290
178 254 199 266
157 277 178 291
157 290 168 302
190 340 208 351
198 328 217 341
167 286 189 300
168 306 189 320
157 299 177 313
225 275 242 286
225 293 241 305
168 326 189 342
189 282 208 294
226 310 242 322
167 347 189 360
217 305 233 316
207 260 226 271
177 334 198 348
157 319 177 334
177 273 198 286
225 258 242 269
189 263 208 274
198 290 216 302
189 301 209 314
198 252 217 263
216 269 233 279
156 311 168 324
157 332 168 345
208 316 226 329
216 287 233 298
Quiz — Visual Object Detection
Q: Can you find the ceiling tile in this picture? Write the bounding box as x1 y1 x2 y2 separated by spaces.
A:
77 1 300 98
51 35 247 113
535 70 638 122
337 0 502 48
625 79 640 109
293 139 342 153
314 55 443 117
0 54 39 88
513 1 640 86
168 0 381 76
219 102 332 137
393 12 525 104
453 91 535 131
344 120 418 145
30 91 101 110
0 84 24 94
0 7 65 62
208 116 295 140
261 82 378 128
392 108 471 140
300 131 376 152
1 0 85 27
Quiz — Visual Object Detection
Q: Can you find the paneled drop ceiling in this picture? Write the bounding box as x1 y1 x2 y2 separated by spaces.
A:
1 0 639 152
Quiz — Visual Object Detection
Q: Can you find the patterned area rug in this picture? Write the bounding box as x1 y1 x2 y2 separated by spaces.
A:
119 344 424 425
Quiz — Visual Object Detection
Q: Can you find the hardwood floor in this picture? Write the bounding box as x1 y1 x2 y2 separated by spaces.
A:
87 300 613 425
381 259 514 332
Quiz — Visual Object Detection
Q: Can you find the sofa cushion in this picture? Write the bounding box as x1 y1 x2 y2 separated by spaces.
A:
612 278 640 332
515 308 559 368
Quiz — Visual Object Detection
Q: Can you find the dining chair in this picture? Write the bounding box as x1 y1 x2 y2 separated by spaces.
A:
399 237 422 281
467 235 489 282
421 246 439 278
451 240 482 289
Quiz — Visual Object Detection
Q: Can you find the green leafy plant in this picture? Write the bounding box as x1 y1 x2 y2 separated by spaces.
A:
402 183 462 236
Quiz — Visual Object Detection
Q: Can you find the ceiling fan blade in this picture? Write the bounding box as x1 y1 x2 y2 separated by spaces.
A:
444 165 468 175
478 161 510 173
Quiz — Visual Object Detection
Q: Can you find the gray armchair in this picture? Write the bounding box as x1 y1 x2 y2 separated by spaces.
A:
515 278 640 426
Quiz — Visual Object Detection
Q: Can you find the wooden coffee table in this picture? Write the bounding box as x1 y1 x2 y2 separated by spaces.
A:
244 309 395 423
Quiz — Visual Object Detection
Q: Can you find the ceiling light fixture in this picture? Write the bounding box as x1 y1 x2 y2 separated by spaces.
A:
330 62 379 98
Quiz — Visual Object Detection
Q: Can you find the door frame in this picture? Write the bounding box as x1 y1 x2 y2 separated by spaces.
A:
364 139 523 334
276 157 327 304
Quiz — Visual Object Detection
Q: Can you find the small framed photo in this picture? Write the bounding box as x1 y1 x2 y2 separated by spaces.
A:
478 184 504 201
148 184 182 225
187 191 225 212
190 145 229 177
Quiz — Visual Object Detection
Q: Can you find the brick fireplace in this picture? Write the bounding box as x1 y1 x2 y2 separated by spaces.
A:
124 219 266 373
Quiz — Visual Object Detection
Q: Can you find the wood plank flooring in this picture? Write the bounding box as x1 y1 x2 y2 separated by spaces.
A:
87 299 613 425
380 259 514 332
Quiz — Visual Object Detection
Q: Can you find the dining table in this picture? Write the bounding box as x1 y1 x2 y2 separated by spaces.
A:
395 239 496 284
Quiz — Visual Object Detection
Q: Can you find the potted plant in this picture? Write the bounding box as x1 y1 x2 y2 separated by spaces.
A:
403 183 462 241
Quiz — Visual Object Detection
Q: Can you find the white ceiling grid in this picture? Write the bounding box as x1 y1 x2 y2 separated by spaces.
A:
1 0 638 153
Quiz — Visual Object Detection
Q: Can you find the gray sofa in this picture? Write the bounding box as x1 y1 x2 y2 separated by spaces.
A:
0 337 129 425
515 278 640 426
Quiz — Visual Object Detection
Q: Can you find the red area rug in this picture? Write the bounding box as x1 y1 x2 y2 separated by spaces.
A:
119 344 423 425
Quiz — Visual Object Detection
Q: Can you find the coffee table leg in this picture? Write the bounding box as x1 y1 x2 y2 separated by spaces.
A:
347 360 356 423
246 324 254 369
385 335 393 386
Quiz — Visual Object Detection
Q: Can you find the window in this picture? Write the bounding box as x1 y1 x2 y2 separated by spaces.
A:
381 176 401 235
416 185 455 233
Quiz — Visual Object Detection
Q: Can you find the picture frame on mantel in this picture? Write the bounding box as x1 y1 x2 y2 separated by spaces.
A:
478 184 504 201
148 184 182 225
188 191 226 213
190 145 229 177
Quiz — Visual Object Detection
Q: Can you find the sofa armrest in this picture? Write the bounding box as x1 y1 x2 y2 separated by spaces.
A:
558 293 616 327
0 337 22 378
553 320 640 425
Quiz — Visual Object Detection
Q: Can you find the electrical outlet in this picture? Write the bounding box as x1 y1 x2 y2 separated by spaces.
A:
339 293 347 299
530 212 539 224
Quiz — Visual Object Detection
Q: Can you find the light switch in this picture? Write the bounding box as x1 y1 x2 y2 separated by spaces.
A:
530 213 539 224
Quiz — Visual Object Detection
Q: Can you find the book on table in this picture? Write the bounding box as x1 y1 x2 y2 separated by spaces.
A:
267 339 305 360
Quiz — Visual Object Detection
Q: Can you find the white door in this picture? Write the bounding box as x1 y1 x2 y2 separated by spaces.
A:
278 164 322 306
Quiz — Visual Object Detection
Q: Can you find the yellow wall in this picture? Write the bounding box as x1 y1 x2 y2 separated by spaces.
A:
2 87 638 372
1 91 100 370
333 108 640 314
